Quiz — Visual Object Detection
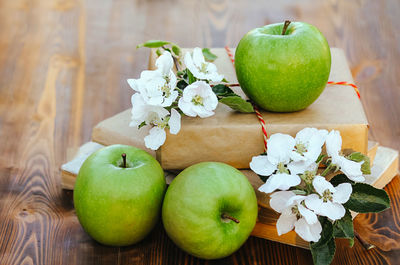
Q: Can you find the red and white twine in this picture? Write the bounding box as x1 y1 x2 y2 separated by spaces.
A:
224 46 361 152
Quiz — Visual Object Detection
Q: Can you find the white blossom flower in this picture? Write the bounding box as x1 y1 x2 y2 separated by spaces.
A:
130 93 169 127
144 108 181 150
250 134 301 194
305 175 352 221
290 128 328 162
184 47 224 82
127 51 178 107
326 130 365 182
130 93 181 150
178 81 218 118
287 128 328 175
144 127 167 151
270 191 322 242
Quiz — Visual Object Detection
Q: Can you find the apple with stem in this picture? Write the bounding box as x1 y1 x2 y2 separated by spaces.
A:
162 162 258 259
74 144 166 246
235 20 331 112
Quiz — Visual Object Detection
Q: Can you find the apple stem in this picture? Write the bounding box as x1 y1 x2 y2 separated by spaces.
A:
281 20 291 35
221 213 240 223
121 153 127 168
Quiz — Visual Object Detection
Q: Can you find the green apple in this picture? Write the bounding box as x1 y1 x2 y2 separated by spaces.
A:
235 21 331 112
162 162 258 259
74 144 166 246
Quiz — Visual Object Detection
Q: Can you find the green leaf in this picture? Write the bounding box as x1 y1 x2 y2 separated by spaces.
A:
347 152 371 174
186 69 196 84
171 44 181 56
330 174 354 186
212 84 235 97
177 80 188 90
221 77 229 83
137 40 170 49
202 48 218 62
344 183 390 213
219 96 255 113
312 217 333 248
333 210 354 247
310 217 335 265
310 237 336 265
346 152 365 162
138 121 146 129
156 49 162 57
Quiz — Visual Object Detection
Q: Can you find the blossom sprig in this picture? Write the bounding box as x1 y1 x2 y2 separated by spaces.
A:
250 128 390 265
128 40 254 150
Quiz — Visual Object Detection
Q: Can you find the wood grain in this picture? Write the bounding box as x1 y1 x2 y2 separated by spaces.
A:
0 0 399 264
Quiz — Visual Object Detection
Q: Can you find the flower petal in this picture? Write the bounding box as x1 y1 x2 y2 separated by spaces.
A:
155 51 173 76
338 156 365 182
161 90 179 107
307 195 346 221
321 201 346 221
295 127 318 144
332 183 352 204
147 105 169 121
130 93 147 125
295 217 322 242
258 173 301 194
326 130 342 158
194 105 214 118
275 173 302 191
312 175 335 196
298 204 318 225
127 78 140 91
267 133 296 165
287 160 315 176
168 109 181 135
258 180 278 194
305 129 328 161
276 213 297 236
206 63 224 82
204 92 218 111
250 155 276 176
178 98 196 117
140 69 161 80
304 194 324 214
290 151 307 162
192 47 205 65
269 191 296 213
286 195 306 207
144 127 166 150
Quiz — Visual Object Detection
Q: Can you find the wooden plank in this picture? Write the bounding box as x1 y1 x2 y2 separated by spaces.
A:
0 0 400 264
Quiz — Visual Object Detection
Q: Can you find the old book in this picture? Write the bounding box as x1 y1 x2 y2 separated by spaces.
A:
61 140 380 190
92 48 368 170
368 141 379 166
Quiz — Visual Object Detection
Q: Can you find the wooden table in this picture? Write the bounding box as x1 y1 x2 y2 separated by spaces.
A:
0 0 399 264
